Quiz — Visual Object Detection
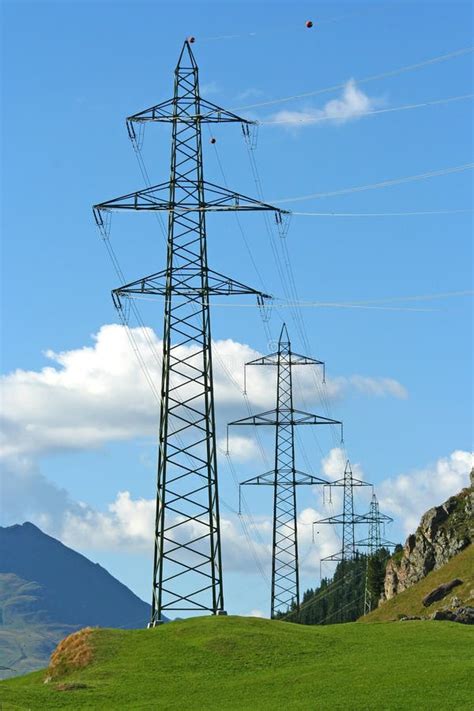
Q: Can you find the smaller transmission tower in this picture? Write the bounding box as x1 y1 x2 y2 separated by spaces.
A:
314 460 372 570
313 460 372 621
227 324 343 618
356 492 395 614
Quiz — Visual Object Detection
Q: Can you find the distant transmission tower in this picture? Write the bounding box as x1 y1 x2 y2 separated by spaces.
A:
313 460 372 570
93 41 287 625
227 324 343 618
356 492 394 613
312 460 372 620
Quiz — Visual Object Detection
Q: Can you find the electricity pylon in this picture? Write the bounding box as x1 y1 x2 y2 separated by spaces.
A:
227 324 343 618
355 492 395 614
93 41 287 625
313 460 372 569
313 460 372 621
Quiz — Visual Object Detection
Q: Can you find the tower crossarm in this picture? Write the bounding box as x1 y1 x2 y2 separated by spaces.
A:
228 409 343 444
245 352 324 368
229 409 341 427
240 469 329 487
112 267 272 308
127 97 255 135
353 510 393 525
93 180 288 220
320 550 344 564
356 536 397 549
329 476 371 489
313 513 371 526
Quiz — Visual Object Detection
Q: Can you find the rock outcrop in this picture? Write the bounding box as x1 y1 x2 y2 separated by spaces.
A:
383 468 474 601
422 578 463 607
430 606 474 624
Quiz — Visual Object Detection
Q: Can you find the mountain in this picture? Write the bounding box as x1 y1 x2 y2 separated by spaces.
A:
0 522 150 678
0 616 472 710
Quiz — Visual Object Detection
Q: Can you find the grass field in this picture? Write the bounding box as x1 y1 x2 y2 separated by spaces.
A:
362 544 473 623
0 615 472 710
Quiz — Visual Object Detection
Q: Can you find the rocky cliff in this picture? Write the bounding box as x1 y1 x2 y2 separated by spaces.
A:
383 468 473 601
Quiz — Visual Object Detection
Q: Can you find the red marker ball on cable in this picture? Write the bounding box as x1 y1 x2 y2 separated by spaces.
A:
305 20 313 28
210 137 216 144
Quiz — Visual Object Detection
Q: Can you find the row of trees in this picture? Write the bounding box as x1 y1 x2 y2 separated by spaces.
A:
277 546 401 625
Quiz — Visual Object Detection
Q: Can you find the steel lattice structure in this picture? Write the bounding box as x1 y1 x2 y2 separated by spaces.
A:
312 461 372 621
93 41 287 624
313 460 372 570
355 492 395 613
228 324 342 618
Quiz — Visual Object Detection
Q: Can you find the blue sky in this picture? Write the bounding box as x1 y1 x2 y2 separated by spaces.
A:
1 0 473 618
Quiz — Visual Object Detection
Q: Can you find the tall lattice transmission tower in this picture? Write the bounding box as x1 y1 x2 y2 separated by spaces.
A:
227 324 343 618
356 492 394 613
93 41 287 625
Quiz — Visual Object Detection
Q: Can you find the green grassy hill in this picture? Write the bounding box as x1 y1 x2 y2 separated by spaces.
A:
361 544 473 623
0 524 151 678
1 616 472 710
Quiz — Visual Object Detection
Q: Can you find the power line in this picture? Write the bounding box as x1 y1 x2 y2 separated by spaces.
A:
259 93 474 126
292 208 472 216
233 46 474 111
271 163 474 204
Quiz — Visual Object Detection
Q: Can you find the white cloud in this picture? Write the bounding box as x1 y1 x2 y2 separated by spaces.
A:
347 375 408 399
0 454 81 530
220 435 261 461
267 79 381 128
298 506 341 575
321 447 364 482
63 491 272 576
378 450 473 534
3 447 471 592
0 324 406 458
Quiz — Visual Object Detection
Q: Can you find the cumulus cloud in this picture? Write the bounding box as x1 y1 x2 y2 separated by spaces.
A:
62 490 272 575
346 375 408 399
267 80 381 128
219 435 261 461
3 446 471 589
378 450 473 534
0 454 77 530
0 324 406 458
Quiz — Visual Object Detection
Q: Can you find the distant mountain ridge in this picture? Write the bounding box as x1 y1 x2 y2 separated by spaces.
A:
0 522 151 677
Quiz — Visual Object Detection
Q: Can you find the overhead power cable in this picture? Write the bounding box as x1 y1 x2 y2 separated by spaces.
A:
200 10 365 42
292 208 473 217
233 46 474 111
259 93 474 126
271 163 474 204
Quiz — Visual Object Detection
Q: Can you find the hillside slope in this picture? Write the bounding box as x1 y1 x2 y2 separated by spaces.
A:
383 472 473 600
1 616 472 710
361 544 473 622
0 523 150 678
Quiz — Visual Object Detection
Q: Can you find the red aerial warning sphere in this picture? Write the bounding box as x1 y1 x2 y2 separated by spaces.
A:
210 137 216 144
188 36 196 43
305 20 313 28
